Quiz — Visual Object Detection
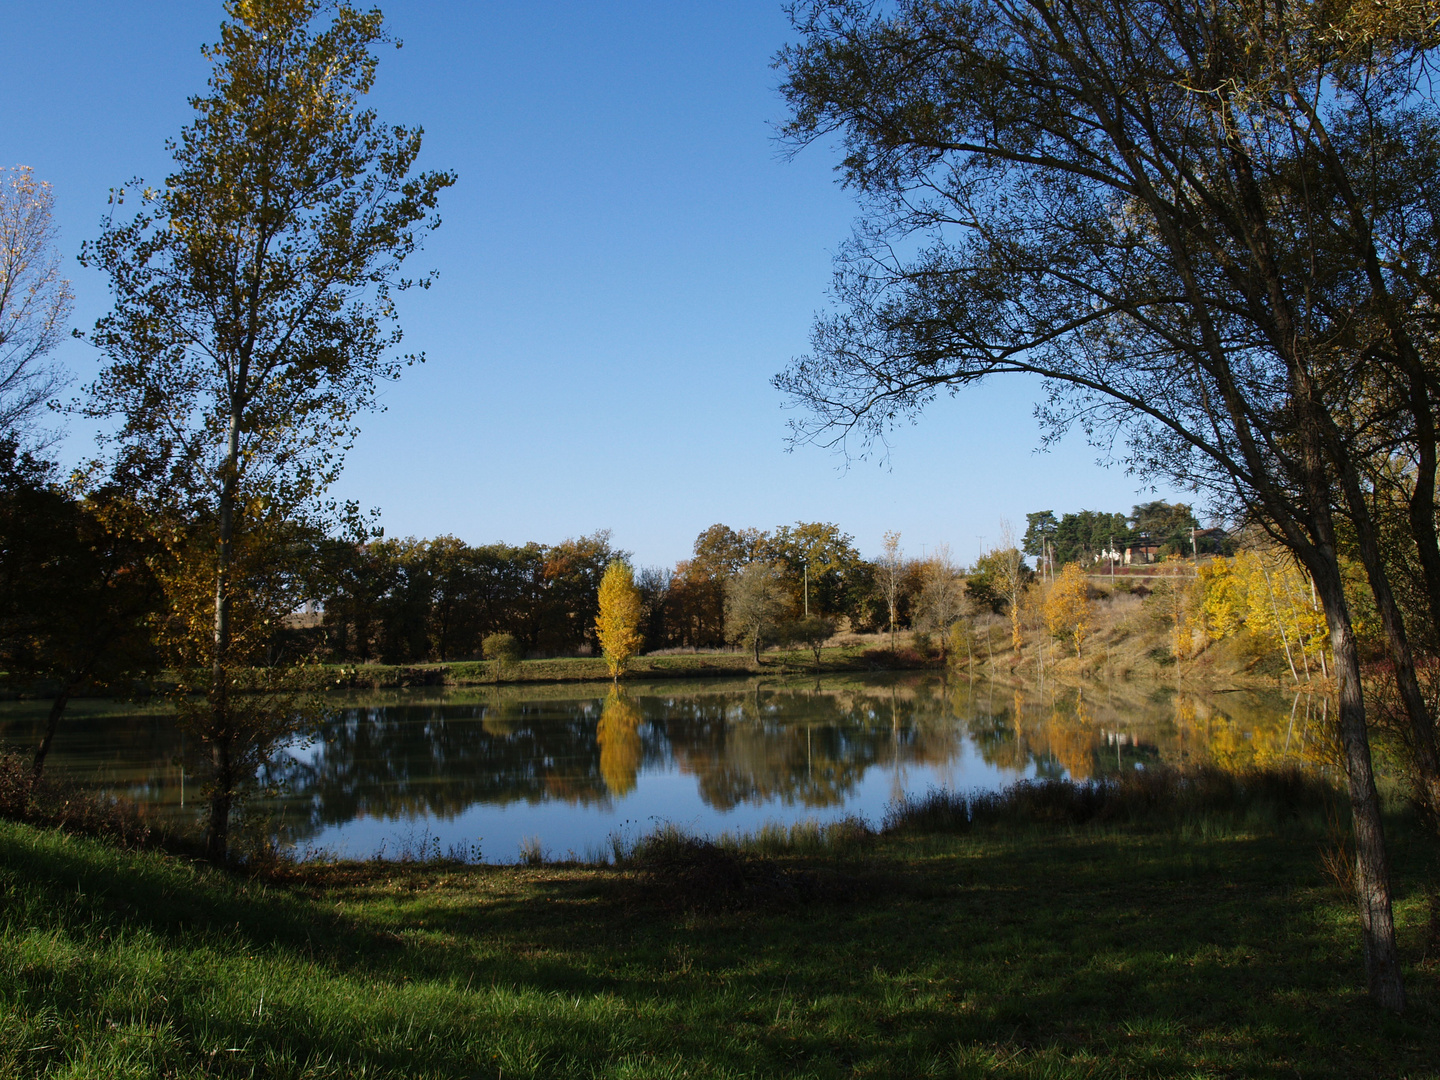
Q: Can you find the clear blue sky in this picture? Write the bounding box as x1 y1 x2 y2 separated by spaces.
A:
5 1 1185 569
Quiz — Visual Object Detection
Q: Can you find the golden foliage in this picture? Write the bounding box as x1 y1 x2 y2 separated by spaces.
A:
1196 550 1328 679
595 560 644 678
1044 563 1093 658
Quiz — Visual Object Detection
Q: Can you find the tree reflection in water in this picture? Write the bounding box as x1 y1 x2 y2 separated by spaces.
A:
0 676 1317 848
951 678 1329 781
597 688 642 797
260 680 976 837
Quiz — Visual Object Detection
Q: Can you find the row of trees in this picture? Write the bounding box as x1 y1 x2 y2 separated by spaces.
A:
318 531 623 662
314 522 960 662
1023 502 1222 566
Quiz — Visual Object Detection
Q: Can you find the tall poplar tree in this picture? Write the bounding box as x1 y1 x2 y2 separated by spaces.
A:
82 0 454 861
596 560 644 679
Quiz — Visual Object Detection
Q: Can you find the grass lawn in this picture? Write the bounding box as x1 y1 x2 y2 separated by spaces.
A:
2 811 1438 1079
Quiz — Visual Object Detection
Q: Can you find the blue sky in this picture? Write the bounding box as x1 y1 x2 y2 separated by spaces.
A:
4 1 1183 568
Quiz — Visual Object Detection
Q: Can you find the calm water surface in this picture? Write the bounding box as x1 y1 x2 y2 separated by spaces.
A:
0 674 1324 860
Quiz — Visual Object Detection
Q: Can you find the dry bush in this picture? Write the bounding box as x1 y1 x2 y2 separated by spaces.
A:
0 750 177 852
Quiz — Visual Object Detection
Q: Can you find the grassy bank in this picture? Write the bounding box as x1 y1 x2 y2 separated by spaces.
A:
262 580 1292 695
229 644 916 693
0 583 1282 701
2 776 1438 1078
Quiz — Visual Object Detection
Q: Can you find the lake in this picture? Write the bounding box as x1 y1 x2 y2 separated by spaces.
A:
0 674 1325 861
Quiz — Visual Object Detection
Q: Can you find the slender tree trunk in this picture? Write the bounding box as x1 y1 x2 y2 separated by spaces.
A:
1312 559 1407 1012
31 677 78 786
1260 561 1301 685
208 736 233 864
1335 463 1440 830
1309 577 1329 679
1406 419 1440 653
33 634 114 784
206 410 242 863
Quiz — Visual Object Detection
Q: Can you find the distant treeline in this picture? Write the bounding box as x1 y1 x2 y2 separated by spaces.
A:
309 522 906 663
2 447 1213 675
193 508 1226 665
1023 502 1231 567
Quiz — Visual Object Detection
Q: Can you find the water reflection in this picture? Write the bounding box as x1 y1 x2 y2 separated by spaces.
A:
597 689 642 797
261 680 976 830
0 675 1318 858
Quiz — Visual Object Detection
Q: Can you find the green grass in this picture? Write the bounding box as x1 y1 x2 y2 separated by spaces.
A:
229 645 903 693
2 807 1438 1078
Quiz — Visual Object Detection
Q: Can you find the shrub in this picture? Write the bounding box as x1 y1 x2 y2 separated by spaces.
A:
0 750 195 855
482 633 522 664
782 615 838 667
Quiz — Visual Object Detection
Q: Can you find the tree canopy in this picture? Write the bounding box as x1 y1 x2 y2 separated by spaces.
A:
0 167 72 451
82 0 454 861
775 0 1440 1009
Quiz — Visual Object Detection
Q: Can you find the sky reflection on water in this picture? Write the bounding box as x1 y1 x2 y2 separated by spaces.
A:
0 674 1320 860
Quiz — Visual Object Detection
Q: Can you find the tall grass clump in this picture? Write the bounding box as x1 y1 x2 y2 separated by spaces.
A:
610 817 883 912
883 766 1343 837
616 816 876 866
712 814 876 858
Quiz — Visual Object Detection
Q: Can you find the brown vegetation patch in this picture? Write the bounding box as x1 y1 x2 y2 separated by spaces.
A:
860 646 929 669
0 750 184 853
626 831 891 913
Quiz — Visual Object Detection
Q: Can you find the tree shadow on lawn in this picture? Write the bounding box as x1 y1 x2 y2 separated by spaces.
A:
6 821 1440 1078
0 823 403 966
412 834 1440 1076
251 831 1435 1077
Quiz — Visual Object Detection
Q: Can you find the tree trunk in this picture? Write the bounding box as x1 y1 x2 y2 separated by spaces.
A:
31 677 78 786
1312 560 1407 1012
206 410 242 862
206 737 233 864
1334 461 1440 830
1406 417 1440 653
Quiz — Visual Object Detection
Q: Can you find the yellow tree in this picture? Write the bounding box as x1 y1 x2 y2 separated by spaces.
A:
1044 562 1092 658
1198 556 1246 639
1198 548 1331 683
596 560 643 679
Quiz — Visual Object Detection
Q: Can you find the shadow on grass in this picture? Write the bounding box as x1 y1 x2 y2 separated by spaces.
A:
4 764 1440 1078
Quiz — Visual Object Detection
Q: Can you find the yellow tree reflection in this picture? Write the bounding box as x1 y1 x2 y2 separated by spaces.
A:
597 687 643 797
